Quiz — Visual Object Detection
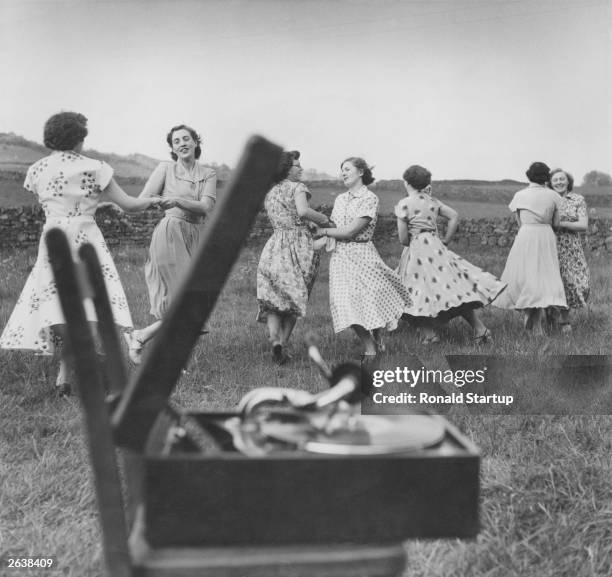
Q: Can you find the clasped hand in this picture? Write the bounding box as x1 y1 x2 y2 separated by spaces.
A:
150 197 179 210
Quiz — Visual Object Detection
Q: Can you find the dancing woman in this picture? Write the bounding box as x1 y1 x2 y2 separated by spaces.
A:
548 168 590 333
124 124 217 363
494 162 567 335
316 157 411 357
0 112 166 395
395 165 505 344
256 151 330 364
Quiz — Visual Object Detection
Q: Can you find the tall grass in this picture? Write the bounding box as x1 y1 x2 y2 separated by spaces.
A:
0 238 611 576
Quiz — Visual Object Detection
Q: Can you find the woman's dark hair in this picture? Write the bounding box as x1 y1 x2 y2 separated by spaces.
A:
273 150 300 184
525 161 551 185
341 157 375 185
548 168 574 192
43 112 88 151
166 124 202 160
402 165 432 191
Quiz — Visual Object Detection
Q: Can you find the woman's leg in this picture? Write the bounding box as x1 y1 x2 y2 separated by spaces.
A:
532 308 546 336
558 308 572 333
266 313 287 364
52 325 73 396
461 309 489 339
372 328 386 352
280 314 298 347
352 324 377 356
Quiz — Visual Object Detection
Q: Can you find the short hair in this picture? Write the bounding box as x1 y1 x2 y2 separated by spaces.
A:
273 150 300 184
340 157 375 185
548 168 574 192
43 112 88 151
166 124 202 160
526 161 550 185
402 165 432 191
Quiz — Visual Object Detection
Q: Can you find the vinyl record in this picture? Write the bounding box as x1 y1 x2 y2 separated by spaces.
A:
303 415 446 455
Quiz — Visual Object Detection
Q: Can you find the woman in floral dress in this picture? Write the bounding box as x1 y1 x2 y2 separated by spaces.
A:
315 157 411 357
395 165 505 344
124 124 217 364
257 151 330 364
0 112 165 395
548 168 589 333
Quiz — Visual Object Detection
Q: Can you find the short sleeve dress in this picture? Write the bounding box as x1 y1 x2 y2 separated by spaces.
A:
494 184 567 309
328 186 411 333
144 161 216 319
556 192 590 308
0 151 132 355
394 193 506 324
256 180 320 319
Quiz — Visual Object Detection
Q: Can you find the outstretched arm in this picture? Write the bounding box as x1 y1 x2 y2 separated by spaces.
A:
102 178 163 212
316 216 370 241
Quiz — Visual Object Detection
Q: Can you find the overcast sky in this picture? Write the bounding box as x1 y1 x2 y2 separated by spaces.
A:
1 0 610 181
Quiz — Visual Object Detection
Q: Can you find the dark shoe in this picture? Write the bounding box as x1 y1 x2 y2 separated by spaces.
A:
272 342 285 365
472 328 492 344
55 382 73 398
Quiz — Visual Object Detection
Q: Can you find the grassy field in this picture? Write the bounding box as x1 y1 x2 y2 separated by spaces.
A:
1 238 612 576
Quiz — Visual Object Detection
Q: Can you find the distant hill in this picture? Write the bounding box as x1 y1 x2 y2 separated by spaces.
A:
0 132 232 181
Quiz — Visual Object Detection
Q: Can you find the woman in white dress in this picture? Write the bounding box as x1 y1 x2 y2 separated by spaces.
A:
0 112 166 395
494 162 567 335
315 157 411 356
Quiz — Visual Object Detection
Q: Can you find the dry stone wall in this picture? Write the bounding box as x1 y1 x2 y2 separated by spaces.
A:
1 205 611 252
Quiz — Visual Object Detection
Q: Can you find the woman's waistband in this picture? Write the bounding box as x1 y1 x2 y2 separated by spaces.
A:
164 209 205 224
44 215 95 226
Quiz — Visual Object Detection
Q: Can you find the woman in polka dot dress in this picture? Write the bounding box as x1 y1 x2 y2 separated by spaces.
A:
315 157 411 356
395 165 506 344
0 112 166 395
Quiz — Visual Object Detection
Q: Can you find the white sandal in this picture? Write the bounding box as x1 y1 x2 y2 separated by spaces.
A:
124 331 144 365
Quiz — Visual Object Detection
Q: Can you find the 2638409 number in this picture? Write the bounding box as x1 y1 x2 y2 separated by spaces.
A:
5 557 56 570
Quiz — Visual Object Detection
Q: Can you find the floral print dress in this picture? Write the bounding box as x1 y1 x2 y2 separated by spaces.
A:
557 192 590 308
0 151 132 355
257 180 320 319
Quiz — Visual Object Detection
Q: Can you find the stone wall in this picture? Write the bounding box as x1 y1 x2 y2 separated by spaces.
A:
1 205 611 252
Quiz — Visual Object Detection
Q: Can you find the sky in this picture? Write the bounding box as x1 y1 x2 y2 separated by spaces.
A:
0 0 610 182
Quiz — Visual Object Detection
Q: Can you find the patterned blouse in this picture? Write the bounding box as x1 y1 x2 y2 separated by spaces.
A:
330 186 378 242
24 151 113 219
559 192 587 225
142 161 216 224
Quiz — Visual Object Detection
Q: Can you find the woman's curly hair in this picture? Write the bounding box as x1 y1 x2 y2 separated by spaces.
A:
341 157 375 185
166 124 202 160
403 165 432 191
273 150 300 184
43 112 88 151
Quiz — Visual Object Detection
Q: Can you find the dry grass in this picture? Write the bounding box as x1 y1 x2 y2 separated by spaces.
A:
1 238 611 576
